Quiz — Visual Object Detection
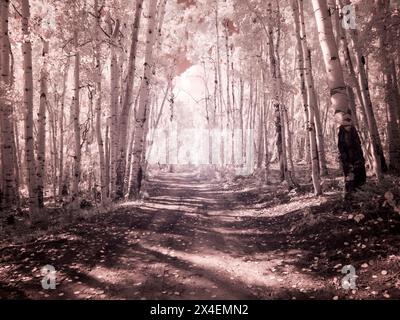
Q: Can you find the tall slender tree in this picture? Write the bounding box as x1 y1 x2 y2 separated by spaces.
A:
312 0 366 194
21 0 39 215
0 0 17 209
108 18 120 197
297 0 322 194
115 0 144 199
375 0 400 174
71 27 81 209
37 39 49 208
129 0 159 199
94 0 107 205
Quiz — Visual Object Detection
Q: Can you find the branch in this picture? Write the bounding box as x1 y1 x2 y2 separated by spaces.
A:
99 25 111 38
11 3 23 18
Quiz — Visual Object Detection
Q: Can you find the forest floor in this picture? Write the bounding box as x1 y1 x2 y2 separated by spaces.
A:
1 168 400 300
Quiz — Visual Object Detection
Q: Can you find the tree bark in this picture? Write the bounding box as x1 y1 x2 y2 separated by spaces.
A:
307 50 328 177
375 0 400 173
58 58 69 200
312 0 366 195
47 95 58 200
94 0 107 205
297 0 322 194
71 29 81 208
339 0 386 179
266 2 287 182
37 39 49 208
0 0 17 209
115 0 144 199
108 18 120 198
291 0 311 169
285 98 296 182
129 0 158 199
21 0 39 215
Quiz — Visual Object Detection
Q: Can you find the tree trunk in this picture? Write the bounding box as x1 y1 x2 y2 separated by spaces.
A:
239 77 245 163
94 0 107 205
105 123 110 197
304 48 322 195
375 0 400 173
274 103 285 181
47 98 58 200
291 0 311 170
339 0 386 179
0 0 17 209
12 122 21 208
37 39 49 208
115 0 144 199
257 99 264 169
129 0 158 199
108 19 120 198
125 120 136 190
224 20 232 129
58 58 69 200
266 4 287 183
263 99 270 183
71 29 81 208
308 51 328 176
285 98 296 182
384 64 400 173
21 0 39 215
391 60 400 126
296 0 322 194
312 0 366 195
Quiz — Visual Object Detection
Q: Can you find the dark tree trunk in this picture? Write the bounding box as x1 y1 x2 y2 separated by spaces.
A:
338 126 366 194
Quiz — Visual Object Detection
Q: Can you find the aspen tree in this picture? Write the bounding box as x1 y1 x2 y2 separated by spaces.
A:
115 0 144 199
312 0 366 194
71 28 81 209
129 0 159 199
0 0 17 208
37 39 49 208
21 0 39 215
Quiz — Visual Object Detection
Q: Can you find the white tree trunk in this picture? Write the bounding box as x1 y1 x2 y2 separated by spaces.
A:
71 29 81 208
338 0 386 179
115 0 144 199
21 0 39 215
295 0 322 195
58 58 69 199
307 50 328 176
94 0 107 205
37 39 49 208
304 48 322 195
312 0 366 194
108 19 120 198
128 0 158 199
285 99 296 181
47 98 58 200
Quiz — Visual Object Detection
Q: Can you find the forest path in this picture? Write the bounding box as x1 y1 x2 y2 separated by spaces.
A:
1 172 400 300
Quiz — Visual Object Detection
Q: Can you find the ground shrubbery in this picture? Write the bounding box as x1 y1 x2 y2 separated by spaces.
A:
352 176 400 219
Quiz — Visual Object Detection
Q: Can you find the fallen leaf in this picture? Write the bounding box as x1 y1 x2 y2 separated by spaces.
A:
354 214 365 223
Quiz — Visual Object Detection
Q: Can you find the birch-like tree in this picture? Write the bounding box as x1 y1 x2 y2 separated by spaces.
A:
312 0 366 194
0 0 17 209
22 0 39 215
115 0 144 199
129 0 159 199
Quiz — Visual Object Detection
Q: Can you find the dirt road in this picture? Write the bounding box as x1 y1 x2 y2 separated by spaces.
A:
1 173 399 299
